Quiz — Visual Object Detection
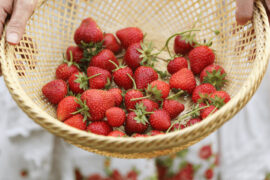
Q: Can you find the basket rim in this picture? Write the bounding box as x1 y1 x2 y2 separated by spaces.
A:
1 0 270 157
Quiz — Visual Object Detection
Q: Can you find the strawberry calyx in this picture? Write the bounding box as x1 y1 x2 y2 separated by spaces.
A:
137 41 157 67
132 103 152 125
108 60 127 72
72 98 90 122
145 84 163 101
74 73 101 91
197 92 211 104
64 52 80 69
203 70 227 90
209 95 225 109
79 41 104 63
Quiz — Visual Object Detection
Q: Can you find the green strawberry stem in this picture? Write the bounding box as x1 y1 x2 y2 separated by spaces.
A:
167 90 185 100
127 73 137 90
166 105 209 133
108 60 119 70
87 73 101 79
72 98 90 122
116 54 124 59
130 95 151 102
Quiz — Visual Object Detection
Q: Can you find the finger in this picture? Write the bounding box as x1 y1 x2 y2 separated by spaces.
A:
266 0 270 11
0 0 13 39
235 0 254 25
6 0 37 45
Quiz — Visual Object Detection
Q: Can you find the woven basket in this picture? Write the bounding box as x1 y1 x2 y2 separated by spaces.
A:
0 0 269 159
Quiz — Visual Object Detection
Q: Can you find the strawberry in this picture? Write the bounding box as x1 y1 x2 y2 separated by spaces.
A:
108 88 123 107
68 72 86 94
174 35 194 55
88 174 103 180
162 100 185 119
106 107 126 127
186 118 202 127
124 89 144 112
149 110 171 131
90 49 119 72
134 66 158 89
126 170 138 180
167 57 188 75
116 27 143 49
81 89 115 121
169 68 196 94
148 80 170 99
111 63 134 90
133 133 149 138
210 91 230 108
125 112 148 135
192 83 216 103
170 123 186 131
108 130 125 137
87 66 111 89
140 99 159 112
201 105 217 119
64 114 87 130
57 96 80 121
200 64 226 90
103 33 122 54
56 63 79 81
205 169 214 179
199 145 212 159
189 46 215 74
42 79 67 104
87 121 112 136
74 17 103 45
149 130 165 136
66 46 84 63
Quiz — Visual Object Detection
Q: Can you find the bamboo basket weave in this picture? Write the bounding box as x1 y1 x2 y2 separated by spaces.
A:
0 0 269 159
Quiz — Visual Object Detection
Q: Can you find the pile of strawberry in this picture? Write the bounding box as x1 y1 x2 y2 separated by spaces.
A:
42 17 230 137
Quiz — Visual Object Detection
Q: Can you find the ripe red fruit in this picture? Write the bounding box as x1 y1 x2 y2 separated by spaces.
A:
64 114 87 130
87 121 112 136
88 174 103 180
126 170 138 180
57 96 80 121
149 110 171 131
108 130 125 137
106 107 126 127
66 46 83 63
42 79 67 104
103 33 122 54
108 88 123 107
149 80 170 99
133 133 149 138
81 89 115 121
116 27 143 49
68 72 86 94
112 66 134 90
174 35 194 55
201 105 217 119
169 68 196 94
205 168 214 179
192 83 216 103
140 99 159 112
167 57 188 75
170 123 186 131
189 46 215 74
124 42 142 70
56 63 79 81
200 64 226 90
125 112 148 135
149 130 165 136
90 49 119 72
124 89 144 112
162 100 185 119
186 118 202 127
74 17 103 45
210 91 231 107
134 66 158 89
87 66 111 89
199 145 212 159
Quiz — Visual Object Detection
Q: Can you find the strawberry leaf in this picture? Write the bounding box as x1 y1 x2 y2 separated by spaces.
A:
146 84 163 102
203 69 227 90
74 73 89 91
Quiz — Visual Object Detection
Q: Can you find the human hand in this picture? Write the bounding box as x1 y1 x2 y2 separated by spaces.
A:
236 0 270 25
0 0 37 45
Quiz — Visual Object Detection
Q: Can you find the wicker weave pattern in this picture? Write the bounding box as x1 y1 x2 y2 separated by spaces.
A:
0 0 269 158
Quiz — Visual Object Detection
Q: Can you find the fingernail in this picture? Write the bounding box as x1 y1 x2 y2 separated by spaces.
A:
7 33 19 44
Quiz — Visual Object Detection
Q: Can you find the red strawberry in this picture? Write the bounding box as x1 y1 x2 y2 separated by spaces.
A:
57 96 80 121
189 46 215 74
108 130 125 137
170 123 186 131
210 91 230 108
199 145 212 159
162 100 185 119
140 99 159 112
201 105 217 119
148 80 170 99
133 133 149 138
167 57 188 75
169 68 196 94
87 66 111 89
42 79 67 104
109 88 123 107
81 89 115 121
64 114 87 130
174 163 194 180
125 112 148 135
186 118 202 127
192 83 216 103
205 169 214 179
112 65 134 90
134 66 158 89
123 43 142 70
74 17 103 45
103 33 122 54
126 170 138 180
68 72 87 94
111 170 125 180
87 121 112 136
124 89 144 112
200 64 226 90
149 130 165 136
88 174 103 180
174 35 194 55
66 46 83 63
149 110 171 131
116 27 143 49
106 107 126 127
90 49 119 72
56 63 79 81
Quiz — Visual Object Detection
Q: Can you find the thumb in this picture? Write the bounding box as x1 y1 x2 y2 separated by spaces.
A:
5 0 37 45
235 0 254 25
